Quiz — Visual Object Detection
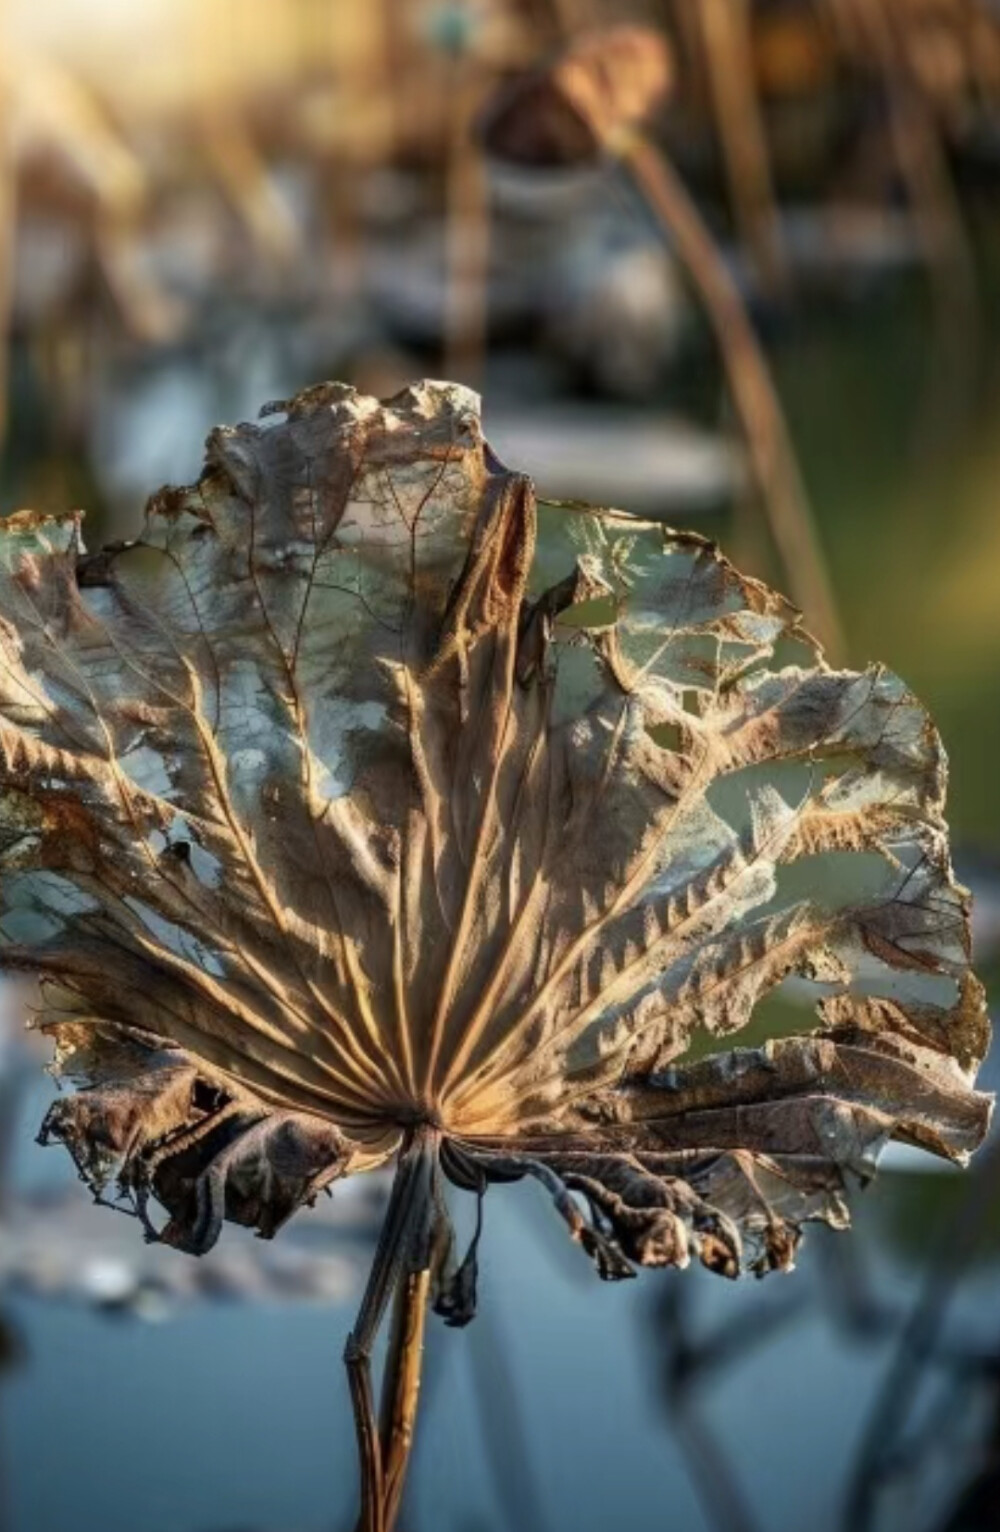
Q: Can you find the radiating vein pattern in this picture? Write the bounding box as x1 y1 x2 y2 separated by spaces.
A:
0 380 990 1278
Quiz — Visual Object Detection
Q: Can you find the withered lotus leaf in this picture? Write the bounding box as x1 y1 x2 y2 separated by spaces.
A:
0 380 991 1302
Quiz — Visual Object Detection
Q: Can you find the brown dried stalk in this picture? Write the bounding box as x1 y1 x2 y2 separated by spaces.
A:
694 0 789 293
0 381 990 1530
378 1267 430 1530
619 131 844 659
4 43 183 344
479 23 844 658
840 0 980 442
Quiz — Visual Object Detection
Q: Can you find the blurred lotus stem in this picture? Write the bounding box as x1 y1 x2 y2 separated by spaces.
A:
480 25 843 657
326 158 365 304
94 213 188 346
696 0 789 295
671 1399 762 1532
187 0 300 272
621 131 843 658
444 64 491 388
671 0 709 92
844 0 979 441
378 1268 430 1530
845 1132 1000 1529
468 1298 548 1532
199 108 301 269
0 69 13 455
8 45 183 344
309 0 394 304
549 0 597 38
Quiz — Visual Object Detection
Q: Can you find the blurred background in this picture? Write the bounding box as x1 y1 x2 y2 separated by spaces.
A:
1 1 1000 1529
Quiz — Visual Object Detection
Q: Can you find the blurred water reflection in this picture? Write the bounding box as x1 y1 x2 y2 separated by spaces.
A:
4 1150 1000 1532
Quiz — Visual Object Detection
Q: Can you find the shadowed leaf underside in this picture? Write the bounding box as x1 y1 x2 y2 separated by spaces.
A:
0 379 990 1286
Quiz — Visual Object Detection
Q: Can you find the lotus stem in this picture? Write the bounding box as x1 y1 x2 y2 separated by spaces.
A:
844 0 979 446
347 1128 438 1532
379 1267 431 1531
697 0 788 294
347 1340 385 1532
620 129 845 661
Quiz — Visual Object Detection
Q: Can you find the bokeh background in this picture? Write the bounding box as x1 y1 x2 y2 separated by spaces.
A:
1 2 1000 1530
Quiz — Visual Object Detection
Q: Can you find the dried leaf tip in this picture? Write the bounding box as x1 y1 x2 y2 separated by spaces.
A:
0 377 990 1294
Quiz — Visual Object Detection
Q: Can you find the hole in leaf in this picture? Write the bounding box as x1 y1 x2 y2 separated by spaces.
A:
556 594 618 630
675 987 814 1066
647 721 683 753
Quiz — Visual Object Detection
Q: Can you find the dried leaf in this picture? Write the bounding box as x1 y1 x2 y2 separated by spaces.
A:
0 379 990 1290
481 25 673 167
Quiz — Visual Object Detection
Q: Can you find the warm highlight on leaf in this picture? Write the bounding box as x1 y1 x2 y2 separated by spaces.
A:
0 380 990 1289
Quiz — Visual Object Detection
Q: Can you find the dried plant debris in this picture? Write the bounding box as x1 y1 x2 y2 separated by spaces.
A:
481 24 673 168
0 380 990 1299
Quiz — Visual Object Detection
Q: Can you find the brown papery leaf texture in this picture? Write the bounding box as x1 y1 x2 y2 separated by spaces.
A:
0 380 990 1289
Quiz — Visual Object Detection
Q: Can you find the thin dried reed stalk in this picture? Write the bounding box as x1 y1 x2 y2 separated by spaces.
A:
695 0 789 293
621 130 845 659
845 0 980 443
